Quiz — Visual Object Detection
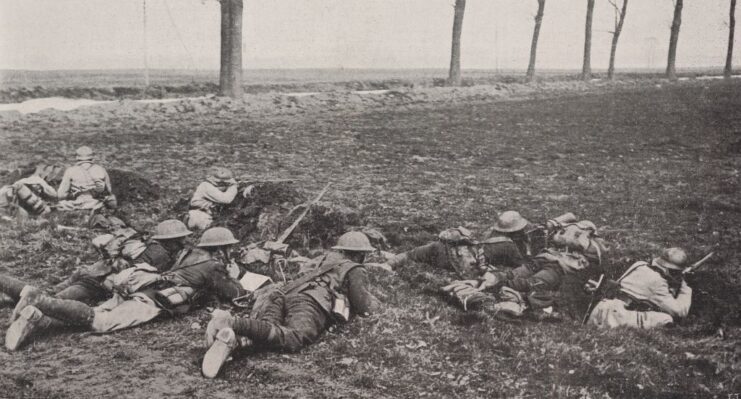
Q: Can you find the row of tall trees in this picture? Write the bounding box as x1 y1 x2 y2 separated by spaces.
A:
215 1 737 97
447 0 738 86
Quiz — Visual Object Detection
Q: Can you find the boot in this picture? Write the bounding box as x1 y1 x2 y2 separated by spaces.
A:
0 273 30 302
526 306 563 323
17 290 94 326
11 285 40 321
202 328 239 379
492 301 525 320
5 305 64 351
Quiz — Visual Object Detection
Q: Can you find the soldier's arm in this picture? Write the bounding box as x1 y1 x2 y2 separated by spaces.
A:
209 265 248 301
406 242 444 265
18 175 58 198
650 279 692 318
202 183 238 204
103 168 113 194
57 170 72 199
346 266 373 316
136 244 173 272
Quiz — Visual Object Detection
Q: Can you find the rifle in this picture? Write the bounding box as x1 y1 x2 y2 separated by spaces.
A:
682 248 717 275
581 274 605 325
262 182 331 253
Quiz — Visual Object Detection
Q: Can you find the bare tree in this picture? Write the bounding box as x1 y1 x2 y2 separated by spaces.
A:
526 0 546 82
666 0 683 80
219 0 243 98
607 0 629 80
725 0 737 78
448 0 467 86
582 0 596 80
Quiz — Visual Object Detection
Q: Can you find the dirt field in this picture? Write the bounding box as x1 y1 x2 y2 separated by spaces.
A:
0 79 740 398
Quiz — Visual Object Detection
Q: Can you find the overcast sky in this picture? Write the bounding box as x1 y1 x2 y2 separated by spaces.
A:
0 0 738 70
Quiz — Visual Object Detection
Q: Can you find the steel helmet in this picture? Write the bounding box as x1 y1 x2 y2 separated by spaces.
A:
152 219 193 240
197 227 240 247
332 232 376 252
492 211 529 233
75 146 95 161
197 227 239 247
209 167 234 183
653 247 688 270
575 220 598 235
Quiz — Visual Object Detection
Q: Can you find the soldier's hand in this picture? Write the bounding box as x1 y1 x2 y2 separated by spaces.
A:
584 279 600 294
205 309 234 347
226 261 241 280
364 262 393 272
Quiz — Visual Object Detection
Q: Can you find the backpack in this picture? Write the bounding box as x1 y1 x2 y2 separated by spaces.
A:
438 227 476 246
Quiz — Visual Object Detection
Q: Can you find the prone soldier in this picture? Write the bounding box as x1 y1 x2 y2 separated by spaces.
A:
200 231 376 378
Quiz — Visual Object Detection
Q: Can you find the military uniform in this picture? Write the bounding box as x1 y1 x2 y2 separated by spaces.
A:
0 175 57 219
5 227 242 350
230 251 371 352
57 161 115 210
588 260 692 329
187 168 238 231
53 240 180 304
389 241 481 280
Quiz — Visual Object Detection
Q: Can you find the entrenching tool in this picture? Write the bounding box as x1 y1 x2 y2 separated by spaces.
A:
263 182 332 255
581 274 604 325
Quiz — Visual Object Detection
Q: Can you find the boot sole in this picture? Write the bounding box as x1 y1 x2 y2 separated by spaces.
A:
202 328 237 379
6 305 42 351
11 287 38 322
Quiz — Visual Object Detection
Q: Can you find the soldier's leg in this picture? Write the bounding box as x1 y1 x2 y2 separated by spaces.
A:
54 277 109 304
0 273 31 302
256 291 286 324
89 296 164 333
505 265 563 309
232 292 329 352
636 311 674 329
5 292 94 350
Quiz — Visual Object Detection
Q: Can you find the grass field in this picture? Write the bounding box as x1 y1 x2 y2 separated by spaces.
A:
0 78 739 398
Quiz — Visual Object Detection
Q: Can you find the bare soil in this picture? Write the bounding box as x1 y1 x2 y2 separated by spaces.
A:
0 79 740 398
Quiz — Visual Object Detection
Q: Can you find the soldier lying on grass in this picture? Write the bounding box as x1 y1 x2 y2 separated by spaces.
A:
375 212 607 321
4 227 247 350
0 219 192 310
201 231 377 378
586 247 692 329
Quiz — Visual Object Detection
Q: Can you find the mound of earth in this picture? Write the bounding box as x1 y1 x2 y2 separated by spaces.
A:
685 270 741 328
109 169 162 204
199 181 370 251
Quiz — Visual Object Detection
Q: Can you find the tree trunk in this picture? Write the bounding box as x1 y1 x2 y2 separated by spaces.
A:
607 0 629 80
582 0 595 80
219 0 230 93
526 0 546 82
666 0 683 80
219 0 243 98
725 0 737 79
448 0 467 86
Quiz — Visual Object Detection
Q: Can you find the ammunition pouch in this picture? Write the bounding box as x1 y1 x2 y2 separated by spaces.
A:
14 183 50 215
616 292 663 313
331 292 350 322
154 286 199 314
438 227 476 246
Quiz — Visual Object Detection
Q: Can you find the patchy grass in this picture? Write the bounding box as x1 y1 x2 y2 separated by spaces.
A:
0 80 740 398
